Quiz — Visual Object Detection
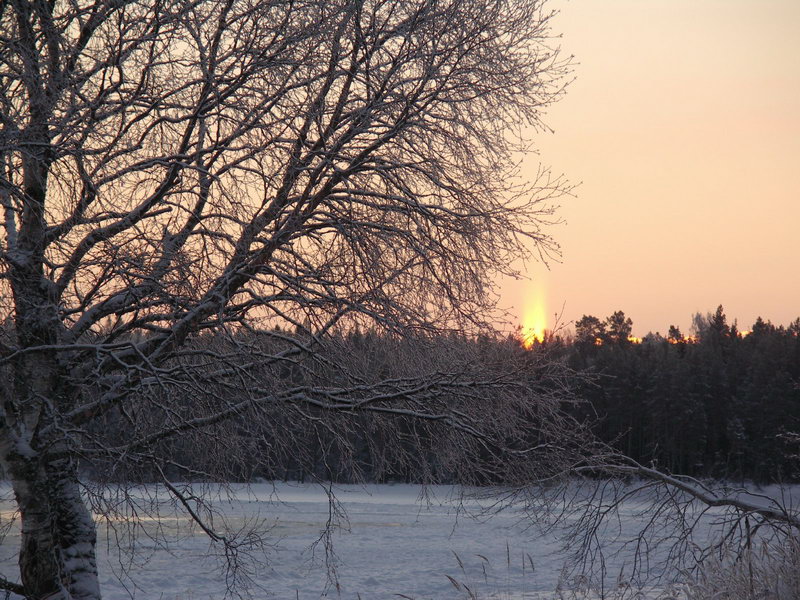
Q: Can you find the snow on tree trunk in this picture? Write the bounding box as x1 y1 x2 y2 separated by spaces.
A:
1 337 101 598
7 450 101 600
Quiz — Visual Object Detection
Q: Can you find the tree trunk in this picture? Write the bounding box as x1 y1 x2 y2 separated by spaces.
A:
3 205 102 597
1 347 101 598
8 452 101 600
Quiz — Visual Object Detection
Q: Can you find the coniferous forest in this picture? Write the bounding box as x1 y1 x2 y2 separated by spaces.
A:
101 305 798 487
565 305 800 484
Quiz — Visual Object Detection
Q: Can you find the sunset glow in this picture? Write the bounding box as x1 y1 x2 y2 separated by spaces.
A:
521 288 548 348
502 0 800 337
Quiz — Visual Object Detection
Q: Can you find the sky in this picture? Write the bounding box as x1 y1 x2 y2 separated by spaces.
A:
504 0 800 339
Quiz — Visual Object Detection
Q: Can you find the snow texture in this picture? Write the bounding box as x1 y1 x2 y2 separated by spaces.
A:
0 482 795 599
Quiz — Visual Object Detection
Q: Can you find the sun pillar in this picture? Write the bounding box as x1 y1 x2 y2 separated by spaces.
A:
521 283 548 348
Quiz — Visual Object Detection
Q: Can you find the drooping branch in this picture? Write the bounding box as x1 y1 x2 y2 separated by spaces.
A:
604 456 800 530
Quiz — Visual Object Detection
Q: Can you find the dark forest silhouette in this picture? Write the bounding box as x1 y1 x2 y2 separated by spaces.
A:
89 304 798 486
566 305 800 483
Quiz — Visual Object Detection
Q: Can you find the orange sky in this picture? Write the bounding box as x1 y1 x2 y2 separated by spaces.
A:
506 0 800 338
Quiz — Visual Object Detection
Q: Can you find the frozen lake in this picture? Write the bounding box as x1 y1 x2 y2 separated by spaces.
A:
1 481 790 599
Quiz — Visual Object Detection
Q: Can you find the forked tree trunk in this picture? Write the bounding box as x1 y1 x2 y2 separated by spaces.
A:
7 452 101 600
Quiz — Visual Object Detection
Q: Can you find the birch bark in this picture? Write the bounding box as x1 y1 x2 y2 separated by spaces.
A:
8 455 100 600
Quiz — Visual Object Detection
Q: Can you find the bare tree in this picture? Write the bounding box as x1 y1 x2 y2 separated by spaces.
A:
499 452 800 596
0 0 576 597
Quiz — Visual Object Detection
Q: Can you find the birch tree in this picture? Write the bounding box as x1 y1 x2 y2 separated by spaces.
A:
0 0 576 597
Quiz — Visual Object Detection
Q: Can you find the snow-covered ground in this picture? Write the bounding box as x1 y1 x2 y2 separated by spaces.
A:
0 481 794 599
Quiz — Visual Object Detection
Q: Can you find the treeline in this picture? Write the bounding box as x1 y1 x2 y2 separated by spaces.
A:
85 328 588 487
561 306 800 483
8 306 796 486
152 304 799 486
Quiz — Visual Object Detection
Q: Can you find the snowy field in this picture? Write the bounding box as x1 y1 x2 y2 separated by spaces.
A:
0 481 794 599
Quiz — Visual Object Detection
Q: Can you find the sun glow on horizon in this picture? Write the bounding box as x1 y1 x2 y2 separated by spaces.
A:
521 286 548 348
